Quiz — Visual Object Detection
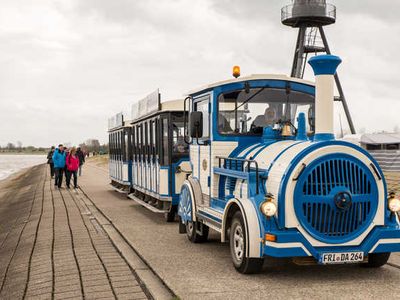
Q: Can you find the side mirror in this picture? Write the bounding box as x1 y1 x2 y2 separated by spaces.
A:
189 111 203 138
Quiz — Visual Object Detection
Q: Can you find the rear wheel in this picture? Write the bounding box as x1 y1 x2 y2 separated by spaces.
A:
364 253 390 268
229 211 263 274
186 221 209 243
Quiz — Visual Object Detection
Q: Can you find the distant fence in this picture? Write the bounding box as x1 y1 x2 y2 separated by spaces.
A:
368 150 400 172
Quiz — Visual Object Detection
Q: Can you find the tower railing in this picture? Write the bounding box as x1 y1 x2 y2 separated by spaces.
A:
281 3 336 22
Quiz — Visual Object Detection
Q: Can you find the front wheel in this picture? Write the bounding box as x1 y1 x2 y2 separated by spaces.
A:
363 253 390 268
229 211 263 274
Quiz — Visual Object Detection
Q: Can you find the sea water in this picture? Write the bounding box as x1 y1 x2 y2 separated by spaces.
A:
0 154 46 181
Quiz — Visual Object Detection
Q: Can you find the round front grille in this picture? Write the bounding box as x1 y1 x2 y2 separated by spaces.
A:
294 153 379 244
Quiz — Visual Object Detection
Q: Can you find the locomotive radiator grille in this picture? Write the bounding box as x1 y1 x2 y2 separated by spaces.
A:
302 160 371 196
294 155 379 243
302 201 371 237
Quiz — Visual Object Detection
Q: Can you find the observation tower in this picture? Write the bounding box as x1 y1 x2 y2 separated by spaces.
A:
281 0 355 134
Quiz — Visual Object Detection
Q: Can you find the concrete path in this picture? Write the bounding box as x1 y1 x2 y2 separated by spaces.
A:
79 161 400 300
0 165 150 300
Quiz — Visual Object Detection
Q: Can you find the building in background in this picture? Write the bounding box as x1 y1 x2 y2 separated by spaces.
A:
360 133 400 172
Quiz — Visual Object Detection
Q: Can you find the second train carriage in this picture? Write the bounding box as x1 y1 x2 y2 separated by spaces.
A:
127 90 191 221
108 112 132 192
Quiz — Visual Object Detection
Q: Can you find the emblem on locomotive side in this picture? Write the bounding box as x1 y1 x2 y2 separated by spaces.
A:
202 159 207 171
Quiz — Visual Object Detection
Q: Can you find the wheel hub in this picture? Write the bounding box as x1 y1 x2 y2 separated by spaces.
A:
233 225 244 262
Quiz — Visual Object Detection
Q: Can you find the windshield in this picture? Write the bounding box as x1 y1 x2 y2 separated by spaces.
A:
218 86 315 135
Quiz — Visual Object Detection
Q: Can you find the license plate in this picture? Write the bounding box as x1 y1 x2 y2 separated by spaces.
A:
320 252 364 264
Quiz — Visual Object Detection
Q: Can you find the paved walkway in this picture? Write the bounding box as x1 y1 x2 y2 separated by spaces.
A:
79 161 400 300
0 164 149 300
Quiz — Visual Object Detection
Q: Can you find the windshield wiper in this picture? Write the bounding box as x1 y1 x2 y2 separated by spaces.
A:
228 87 266 113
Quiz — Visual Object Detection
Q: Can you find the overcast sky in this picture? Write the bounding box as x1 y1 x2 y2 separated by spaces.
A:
0 0 399 147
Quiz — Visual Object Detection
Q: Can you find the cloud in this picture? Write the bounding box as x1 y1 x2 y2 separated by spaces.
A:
0 0 399 147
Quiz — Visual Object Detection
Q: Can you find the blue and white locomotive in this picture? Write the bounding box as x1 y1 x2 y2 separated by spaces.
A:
177 55 400 273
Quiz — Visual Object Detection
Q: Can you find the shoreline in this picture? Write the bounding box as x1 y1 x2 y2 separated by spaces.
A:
0 152 47 155
0 164 45 190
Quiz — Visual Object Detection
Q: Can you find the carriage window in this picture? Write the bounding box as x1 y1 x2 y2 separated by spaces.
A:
162 117 169 165
194 98 209 139
117 131 122 160
131 126 136 160
124 129 129 161
112 132 115 159
115 131 118 159
113 132 116 159
147 121 151 162
109 133 111 159
136 126 139 161
156 119 160 163
133 126 137 161
171 112 189 163
218 87 314 135
152 120 156 163
144 122 148 161
138 125 142 158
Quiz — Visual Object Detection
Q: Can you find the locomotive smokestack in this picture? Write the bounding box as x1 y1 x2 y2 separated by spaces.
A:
308 55 342 141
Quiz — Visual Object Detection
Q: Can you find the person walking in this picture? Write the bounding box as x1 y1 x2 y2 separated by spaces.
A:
76 147 85 176
47 146 55 178
65 147 80 189
52 144 66 188
63 146 69 177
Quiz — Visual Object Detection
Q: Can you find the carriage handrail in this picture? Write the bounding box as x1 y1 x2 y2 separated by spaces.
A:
216 156 260 194
183 96 191 144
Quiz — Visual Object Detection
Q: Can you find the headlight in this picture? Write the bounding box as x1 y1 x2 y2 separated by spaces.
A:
388 197 400 212
260 201 277 217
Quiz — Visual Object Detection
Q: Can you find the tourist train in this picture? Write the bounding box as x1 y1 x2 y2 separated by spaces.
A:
108 55 400 273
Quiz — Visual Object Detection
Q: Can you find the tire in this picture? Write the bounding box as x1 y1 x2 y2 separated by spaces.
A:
229 211 263 274
186 221 209 243
363 253 390 268
165 209 176 222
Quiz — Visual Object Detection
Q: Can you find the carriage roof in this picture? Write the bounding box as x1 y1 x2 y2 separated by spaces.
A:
130 99 184 124
187 74 315 96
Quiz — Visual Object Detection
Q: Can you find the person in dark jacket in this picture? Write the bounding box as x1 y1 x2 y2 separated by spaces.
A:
52 144 66 188
76 147 85 176
47 146 55 178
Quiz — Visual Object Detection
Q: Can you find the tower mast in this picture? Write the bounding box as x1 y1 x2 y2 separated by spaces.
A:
281 0 356 134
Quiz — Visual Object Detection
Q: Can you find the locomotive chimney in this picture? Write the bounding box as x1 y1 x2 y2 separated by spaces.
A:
308 55 342 141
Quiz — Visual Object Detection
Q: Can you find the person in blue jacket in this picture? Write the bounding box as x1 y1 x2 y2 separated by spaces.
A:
52 144 66 188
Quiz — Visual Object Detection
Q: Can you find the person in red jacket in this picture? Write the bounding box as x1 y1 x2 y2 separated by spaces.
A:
65 147 80 189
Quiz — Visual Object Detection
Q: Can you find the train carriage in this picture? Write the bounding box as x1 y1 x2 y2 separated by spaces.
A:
108 112 132 192
128 90 190 221
177 56 400 273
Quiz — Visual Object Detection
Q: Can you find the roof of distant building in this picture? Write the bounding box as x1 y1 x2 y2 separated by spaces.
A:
360 133 400 145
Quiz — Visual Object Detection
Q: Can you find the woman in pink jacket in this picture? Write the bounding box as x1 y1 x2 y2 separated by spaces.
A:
66 147 80 188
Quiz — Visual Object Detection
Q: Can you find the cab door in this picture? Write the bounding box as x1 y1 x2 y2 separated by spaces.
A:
191 94 212 207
